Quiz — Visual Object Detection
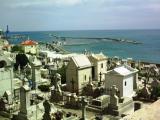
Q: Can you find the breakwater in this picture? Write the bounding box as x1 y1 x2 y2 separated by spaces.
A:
59 36 142 44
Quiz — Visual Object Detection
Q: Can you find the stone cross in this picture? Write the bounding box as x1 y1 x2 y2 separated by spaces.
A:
81 97 88 120
110 85 119 107
89 76 92 85
111 85 118 96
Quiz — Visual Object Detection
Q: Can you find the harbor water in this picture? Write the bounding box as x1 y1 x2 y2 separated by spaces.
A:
9 29 160 64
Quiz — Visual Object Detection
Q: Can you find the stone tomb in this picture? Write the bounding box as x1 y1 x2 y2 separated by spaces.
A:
17 85 57 120
89 95 110 112
107 85 134 116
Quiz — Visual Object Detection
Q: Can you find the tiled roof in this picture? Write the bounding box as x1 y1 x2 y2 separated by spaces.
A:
21 40 38 45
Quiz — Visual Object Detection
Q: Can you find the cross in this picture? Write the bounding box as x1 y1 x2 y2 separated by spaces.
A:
89 76 92 85
71 78 75 93
111 85 118 96
98 72 102 86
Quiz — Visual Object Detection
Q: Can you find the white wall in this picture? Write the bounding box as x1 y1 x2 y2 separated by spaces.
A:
66 60 78 92
123 75 133 97
0 67 14 96
78 68 92 92
23 45 38 54
105 73 134 97
96 60 107 81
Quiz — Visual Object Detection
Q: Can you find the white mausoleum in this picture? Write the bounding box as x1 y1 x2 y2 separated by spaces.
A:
105 65 138 97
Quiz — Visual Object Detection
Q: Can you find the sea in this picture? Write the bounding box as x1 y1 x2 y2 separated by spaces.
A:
8 29 160 64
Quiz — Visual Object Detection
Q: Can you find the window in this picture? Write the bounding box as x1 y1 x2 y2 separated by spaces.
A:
84 75 87 81
92 66 95 79
125 81 127 86
101 63 103 68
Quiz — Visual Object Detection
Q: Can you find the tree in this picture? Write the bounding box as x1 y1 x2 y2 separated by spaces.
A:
57 64 67 84
11 45 23 53
38 85 50 92
14 53 29 70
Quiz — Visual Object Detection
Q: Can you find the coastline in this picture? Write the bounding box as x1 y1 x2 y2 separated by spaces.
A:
39 42 160 66
8 30 160 64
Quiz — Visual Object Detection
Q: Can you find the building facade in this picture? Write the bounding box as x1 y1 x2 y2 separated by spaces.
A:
88 53 107 82
21 39 38 54
66 55 92 94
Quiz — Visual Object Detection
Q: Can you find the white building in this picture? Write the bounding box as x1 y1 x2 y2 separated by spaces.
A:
105 65 138 97
66 55 92 94
88 53 107 82
21 39 38 54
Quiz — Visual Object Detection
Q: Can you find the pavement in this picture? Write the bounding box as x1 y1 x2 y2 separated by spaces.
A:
122 100 160 120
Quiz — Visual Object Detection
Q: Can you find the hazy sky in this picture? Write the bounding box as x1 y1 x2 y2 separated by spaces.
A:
0 0 160 31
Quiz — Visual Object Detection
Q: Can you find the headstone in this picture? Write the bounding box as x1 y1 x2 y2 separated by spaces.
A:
3 90 12 104
107 85 134 116
110 85 119 108
66 93 71 106
31 61 41 89
85 77 93 96
81 97 88 120
17 85 30 120
70 93 78 107
20 85 30 114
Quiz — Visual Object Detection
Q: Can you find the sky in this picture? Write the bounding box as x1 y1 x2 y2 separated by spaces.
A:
0 0 160 31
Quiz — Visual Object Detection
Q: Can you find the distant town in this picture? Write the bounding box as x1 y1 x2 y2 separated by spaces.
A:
0 28 160 120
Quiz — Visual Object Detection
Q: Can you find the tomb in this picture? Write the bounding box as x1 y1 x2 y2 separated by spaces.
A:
106 85 134 116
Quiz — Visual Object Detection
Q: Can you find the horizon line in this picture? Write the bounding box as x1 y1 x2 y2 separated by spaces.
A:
6 28 160 32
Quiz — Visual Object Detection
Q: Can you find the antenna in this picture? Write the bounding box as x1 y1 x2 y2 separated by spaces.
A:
5 25 9 39
6 25 9 33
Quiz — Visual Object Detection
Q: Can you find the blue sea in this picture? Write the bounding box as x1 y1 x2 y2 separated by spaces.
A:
9 30 160 64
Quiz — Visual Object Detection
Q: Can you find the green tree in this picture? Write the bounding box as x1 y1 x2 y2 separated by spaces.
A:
14 53 29 70
38 85 50 92
57 64 67 84
11 45 24 53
